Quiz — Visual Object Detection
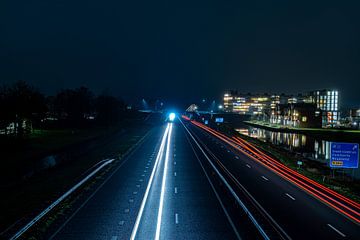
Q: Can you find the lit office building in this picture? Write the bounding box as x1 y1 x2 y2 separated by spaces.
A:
307 90 339 127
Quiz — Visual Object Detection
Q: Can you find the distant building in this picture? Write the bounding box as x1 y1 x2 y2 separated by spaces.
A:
223 91 272 116
306 90 339 127
223 89 340 128
271 103 321 128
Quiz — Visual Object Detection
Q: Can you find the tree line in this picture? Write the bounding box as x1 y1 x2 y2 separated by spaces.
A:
0 81 128 137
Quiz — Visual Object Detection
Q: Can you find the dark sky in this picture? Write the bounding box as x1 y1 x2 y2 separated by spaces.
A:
1 0 359 107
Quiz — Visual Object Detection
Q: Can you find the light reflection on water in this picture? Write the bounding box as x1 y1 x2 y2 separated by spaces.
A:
236 127 332 165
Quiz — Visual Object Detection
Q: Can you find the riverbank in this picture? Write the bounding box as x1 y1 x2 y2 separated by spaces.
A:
244 120 360 141
232 129 360 203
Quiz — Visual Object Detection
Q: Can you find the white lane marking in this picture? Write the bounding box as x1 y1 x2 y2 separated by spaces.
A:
175 213 179 224
285 193 296 201
111 236 118 240
136 184 140 188
139 179 143 182
181 120 270 240
130 124 170 240
174 187 178 194
119 221 125 226
124 209 130 213
141 174 145 177
174 161 177 165
133 191 138 195
261 176 269 181
9 158 115 240
155 123 173 240
235 156 239 159
327 224 346 237
174 172 177 177
227 150 230 153
129 199 134 203
246 164 251 168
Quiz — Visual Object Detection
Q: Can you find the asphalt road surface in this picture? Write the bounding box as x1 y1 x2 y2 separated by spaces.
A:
29 117 359 240
49 120 241 240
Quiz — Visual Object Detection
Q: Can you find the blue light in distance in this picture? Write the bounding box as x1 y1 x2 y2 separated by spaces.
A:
169 113 176 121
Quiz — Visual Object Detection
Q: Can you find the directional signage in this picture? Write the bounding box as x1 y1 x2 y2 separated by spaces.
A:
330 142 359 169
215 117 224 123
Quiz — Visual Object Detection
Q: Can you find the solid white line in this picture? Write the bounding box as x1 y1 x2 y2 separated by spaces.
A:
246 164 251 168
180 120 270 240
130 124 170 240
327 224 346 237
285 193 296 201
184 129 242 240
175 213 179 224
10 158 115 240
261 176 269 181
155 123 173 240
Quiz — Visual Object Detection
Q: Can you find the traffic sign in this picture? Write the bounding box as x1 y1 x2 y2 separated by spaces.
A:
330 142 359 169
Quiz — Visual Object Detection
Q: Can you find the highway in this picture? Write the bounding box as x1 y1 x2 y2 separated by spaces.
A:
47 120 241 240
23 116 359 239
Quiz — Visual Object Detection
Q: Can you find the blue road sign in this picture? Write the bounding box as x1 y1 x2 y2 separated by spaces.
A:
330 142 359 169
215 117 224 123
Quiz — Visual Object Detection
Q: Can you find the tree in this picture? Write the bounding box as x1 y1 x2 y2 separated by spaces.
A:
53 87 94 125
0 81 47 136
95 94 125 125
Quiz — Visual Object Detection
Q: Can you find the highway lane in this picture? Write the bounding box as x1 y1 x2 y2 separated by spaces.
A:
184 119 360 240
48 120 239 240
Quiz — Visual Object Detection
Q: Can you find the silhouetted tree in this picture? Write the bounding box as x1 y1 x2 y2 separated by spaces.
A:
53 87 94 125
95 95 125 125
0 81 47 136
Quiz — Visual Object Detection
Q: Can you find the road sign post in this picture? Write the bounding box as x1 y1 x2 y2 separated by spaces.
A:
330 142 359 169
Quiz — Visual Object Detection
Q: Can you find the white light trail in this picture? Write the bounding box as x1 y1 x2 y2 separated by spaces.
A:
130 124 170 240
155 123 173 240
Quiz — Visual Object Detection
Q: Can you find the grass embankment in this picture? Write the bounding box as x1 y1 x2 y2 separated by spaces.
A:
245 120 360 136
216 123 360 203
0 119 152 235
235 131 360 203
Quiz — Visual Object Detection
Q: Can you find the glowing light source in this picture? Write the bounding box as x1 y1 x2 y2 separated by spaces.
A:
169 112 176 121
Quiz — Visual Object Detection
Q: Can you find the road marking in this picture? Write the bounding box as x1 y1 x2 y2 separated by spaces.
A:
145 166 149 169
174 161 177 165
261 176 269 181
136 184 140 188
227 150 230 153
119 221 125 226
141 174 145 177
174 187 178 194
111 236 118 240
155 124 173 240
139 179 143 182
235 156 239 159
174 172 177 177
124 209 130 213
181 120 270 240
129 199 134 203
175 213 179 224
327 224 346 237
8 158 115 240
130 124 170 240
133 191 138 195
246 164 251 168
285 193 296 201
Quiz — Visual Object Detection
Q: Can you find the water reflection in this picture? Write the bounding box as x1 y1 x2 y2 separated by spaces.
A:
236 127 331 164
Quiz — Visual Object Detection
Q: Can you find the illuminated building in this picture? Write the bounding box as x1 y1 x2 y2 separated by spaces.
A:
307 90 339 127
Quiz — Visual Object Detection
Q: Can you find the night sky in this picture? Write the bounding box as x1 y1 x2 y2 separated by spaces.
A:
1 0 359 107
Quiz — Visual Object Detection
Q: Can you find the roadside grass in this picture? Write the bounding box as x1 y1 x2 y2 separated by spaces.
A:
245 120 360 134
234 131 360 203
0 120 151 235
